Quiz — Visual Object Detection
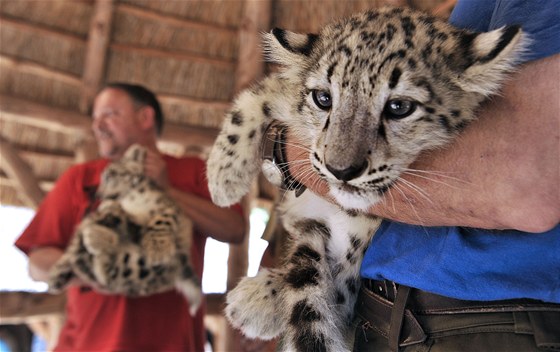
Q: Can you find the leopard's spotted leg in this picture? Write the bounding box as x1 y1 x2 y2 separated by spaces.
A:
278 192 380 352
47 256 75 293
140 211 177 266
226 268 286 339
173 217 203 316
207 74 292 207
278 219 351 352
225 216 348 351
81 200 125 255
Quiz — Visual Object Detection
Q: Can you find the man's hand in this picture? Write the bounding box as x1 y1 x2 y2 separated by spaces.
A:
143 148 170 190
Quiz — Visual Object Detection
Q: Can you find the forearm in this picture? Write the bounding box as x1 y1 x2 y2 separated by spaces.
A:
28 247 64 282
168 188 246 244
374 54 559 232
288 54 559 232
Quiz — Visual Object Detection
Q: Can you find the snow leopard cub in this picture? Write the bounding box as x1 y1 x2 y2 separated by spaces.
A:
207 6 525 351
48 144 202 315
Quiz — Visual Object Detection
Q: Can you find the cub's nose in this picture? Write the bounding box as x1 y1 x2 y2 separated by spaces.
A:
326 161 367 182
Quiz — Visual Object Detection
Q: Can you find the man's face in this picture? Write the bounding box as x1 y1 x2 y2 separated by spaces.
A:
92 88 145 160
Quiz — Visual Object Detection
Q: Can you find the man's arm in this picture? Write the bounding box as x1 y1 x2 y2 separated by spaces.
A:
287 54 559 233
143 150 246 244
168 188 246 244
27 247 63 282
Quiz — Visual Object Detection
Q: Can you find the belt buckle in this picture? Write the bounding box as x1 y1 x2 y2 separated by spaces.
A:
366 280 396 302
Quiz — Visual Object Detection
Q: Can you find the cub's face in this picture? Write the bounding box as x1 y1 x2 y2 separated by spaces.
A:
99 144 146 200
268 7 523 209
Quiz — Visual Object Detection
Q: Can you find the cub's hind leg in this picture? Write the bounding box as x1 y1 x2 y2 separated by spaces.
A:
226 268 286 340
173 217 203 316
81 200 125 255
140 211 177 266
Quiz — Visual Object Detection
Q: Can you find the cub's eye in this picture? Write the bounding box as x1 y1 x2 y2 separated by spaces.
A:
383 99 417 119
312 90 332 110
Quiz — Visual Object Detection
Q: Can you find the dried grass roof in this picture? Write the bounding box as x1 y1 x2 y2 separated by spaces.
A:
0 0 452 207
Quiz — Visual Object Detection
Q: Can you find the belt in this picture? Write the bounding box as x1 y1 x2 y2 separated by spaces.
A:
356 280 560 351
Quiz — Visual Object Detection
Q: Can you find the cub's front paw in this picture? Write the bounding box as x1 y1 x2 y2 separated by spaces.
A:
141 233 176 266
226 269 284 340
82 224 119 254
47 260 74 293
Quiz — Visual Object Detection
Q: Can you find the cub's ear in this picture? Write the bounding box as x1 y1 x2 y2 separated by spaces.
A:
124 143 146 163
458 26 527 96
262 28 319 66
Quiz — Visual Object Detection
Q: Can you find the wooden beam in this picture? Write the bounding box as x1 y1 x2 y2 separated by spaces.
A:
74 138 100 163
0 175 54 193
161 123 218 149
227 0 272 287
117 3 237 38
0 94 92 135
0 136 45 208
233 0 271 93
0 54 82 87
0 94 219 148
110 43 235 70
223 1 272 350
0 15 86 42
80 0 115 114
158 94 231 110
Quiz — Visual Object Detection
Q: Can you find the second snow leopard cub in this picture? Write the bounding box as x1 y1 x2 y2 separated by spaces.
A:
48 144 202 315
208 7 525 352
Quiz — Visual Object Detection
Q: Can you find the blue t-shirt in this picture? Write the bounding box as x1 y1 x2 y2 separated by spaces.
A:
360 0 560 303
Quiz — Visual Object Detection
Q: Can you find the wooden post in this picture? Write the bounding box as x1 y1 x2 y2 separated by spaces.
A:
80 0 115 114
74 137 99 164
0 136 45 208
221 0 272 351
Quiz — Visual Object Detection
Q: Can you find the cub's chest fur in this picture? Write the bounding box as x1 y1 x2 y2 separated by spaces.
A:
207 6 525 351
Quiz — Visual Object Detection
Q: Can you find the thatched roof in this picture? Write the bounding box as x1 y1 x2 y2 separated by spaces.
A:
0 0 453 208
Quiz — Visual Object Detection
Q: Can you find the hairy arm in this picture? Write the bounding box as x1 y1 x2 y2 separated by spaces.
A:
287 54 559 233
168 188 246 244
144 150 246 244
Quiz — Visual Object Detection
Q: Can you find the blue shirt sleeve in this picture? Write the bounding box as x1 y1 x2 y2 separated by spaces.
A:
450 0 560 62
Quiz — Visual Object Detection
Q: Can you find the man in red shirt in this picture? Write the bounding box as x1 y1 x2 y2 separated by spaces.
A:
16 83 246 351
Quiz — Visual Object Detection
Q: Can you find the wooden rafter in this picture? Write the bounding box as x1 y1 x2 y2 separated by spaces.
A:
0 175 54 193
80 0 115 114
158 93 231 109
117 3 239 33
222 0 272 350
0 15 86 42
0 54 82 87
0 136 45 208
0 94 92 135
109 43 236 69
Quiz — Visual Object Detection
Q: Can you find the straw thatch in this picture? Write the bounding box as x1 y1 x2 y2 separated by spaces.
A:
0 0 453 207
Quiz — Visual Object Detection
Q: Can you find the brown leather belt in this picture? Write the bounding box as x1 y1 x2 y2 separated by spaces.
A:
356 280 560 351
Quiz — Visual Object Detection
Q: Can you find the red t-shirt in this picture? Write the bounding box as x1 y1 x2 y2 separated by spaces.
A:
16 155 228 351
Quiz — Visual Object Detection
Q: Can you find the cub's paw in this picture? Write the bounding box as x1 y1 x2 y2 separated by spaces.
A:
225 269 284 340
47 260 74 293
141 233 176 266
175 279 203 316
206 152 258 207
81 224 119 254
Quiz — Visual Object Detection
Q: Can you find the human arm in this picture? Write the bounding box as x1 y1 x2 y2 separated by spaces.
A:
167 188 246 244
144 150 246 244
27 247 63 282
286 53 559 233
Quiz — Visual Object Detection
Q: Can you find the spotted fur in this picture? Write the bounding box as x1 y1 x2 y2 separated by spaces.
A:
48 144 202 315
207 7 525 351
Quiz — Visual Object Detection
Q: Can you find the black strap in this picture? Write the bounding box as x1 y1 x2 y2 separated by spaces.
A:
389 285 411 352
82 185 99 218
